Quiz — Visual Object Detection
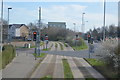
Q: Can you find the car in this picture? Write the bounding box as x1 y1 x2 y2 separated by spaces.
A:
27 38 32 41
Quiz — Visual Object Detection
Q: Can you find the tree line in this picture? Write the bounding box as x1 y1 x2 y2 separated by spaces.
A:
85 24 120 40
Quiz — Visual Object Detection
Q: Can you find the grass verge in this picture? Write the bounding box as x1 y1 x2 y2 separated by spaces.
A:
59 43 64 50
72 40 88 51
1 45 16 69
33 53 47 58
42 43 53 51
62 59 74 80
85 58 118 79
0 54 2 70
55 43 58 49
40 75 53 80
64 43 69 47
85 78 97 80
42 48 50 51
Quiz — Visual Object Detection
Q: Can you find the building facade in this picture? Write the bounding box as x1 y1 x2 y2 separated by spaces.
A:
9 24 29 38
48 22 66 29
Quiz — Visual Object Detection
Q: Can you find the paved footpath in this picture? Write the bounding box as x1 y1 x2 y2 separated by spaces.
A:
2 52 40 78
2 42 53 78
0 70 2 79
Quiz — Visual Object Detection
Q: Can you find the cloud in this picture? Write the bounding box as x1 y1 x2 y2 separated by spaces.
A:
3 0 120 2
41 5 87 32
1 3 118 32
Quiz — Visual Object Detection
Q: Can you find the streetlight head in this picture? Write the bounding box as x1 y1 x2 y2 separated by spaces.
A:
8 8 12 9
83 13 85 14
73 23 76 25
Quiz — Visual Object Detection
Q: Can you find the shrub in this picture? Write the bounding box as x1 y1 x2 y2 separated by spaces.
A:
97 39 120 78
2 45 16 69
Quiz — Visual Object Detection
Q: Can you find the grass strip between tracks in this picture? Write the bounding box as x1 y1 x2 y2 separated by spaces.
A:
59 43 64 50
62 59 74 79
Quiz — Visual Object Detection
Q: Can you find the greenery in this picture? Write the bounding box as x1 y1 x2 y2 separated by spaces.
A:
0 54 2 69
59 43 64 50
85 58 105 66
62 59 74 79
42 43 53 51
40 42 44 46
40 75 53 80
1 45 16 69
86 24 120 41
64 43 69 47
42 48 50 51
33 53 47 58
55 43 58 49
85 78 97 80
72 39 88 51
85 58 118 79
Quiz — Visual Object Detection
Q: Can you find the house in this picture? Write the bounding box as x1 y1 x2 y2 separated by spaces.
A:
2 24 8 42
48 22 66 29
9 24 29 39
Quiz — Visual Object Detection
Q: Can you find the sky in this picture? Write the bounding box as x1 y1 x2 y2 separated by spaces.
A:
0 0 119 32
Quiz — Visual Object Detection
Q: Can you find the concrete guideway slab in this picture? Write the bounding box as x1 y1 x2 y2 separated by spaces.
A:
76 58 105 79
31 54 53 78
50 42 56 51
59 42 67 51
53 55 64 78
66 56 85 79
56 42 61 51
73 58 93 78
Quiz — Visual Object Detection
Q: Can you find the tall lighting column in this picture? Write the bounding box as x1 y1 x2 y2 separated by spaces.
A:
103 0 106 41
0 0 3 53
8 8 12 43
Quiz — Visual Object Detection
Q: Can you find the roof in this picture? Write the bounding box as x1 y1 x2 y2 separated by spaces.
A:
9 24 28 28
48 22 66 24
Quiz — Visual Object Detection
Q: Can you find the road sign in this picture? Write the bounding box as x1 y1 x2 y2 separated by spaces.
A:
88 43 94 58
45 34 49 49
75 34 79 41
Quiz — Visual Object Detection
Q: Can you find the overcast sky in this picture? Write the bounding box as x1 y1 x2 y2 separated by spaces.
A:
1 1 118 32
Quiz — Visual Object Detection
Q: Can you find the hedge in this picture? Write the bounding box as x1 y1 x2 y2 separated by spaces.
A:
2 45 16 69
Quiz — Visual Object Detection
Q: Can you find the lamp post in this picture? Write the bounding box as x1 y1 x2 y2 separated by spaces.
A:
81 13 85 48
8 7 12 43
82 13 85 34
103 0 106 41
73 23 76 32
0 0 3 53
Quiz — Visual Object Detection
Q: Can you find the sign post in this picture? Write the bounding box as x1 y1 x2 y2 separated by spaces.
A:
45 34 48 49
34 7 41 60
88 37 94 58
75 34 79 47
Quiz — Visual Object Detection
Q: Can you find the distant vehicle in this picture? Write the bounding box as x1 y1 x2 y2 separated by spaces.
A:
27 38 32 41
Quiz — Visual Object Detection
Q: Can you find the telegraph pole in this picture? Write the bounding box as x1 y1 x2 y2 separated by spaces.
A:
0 0 3 53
